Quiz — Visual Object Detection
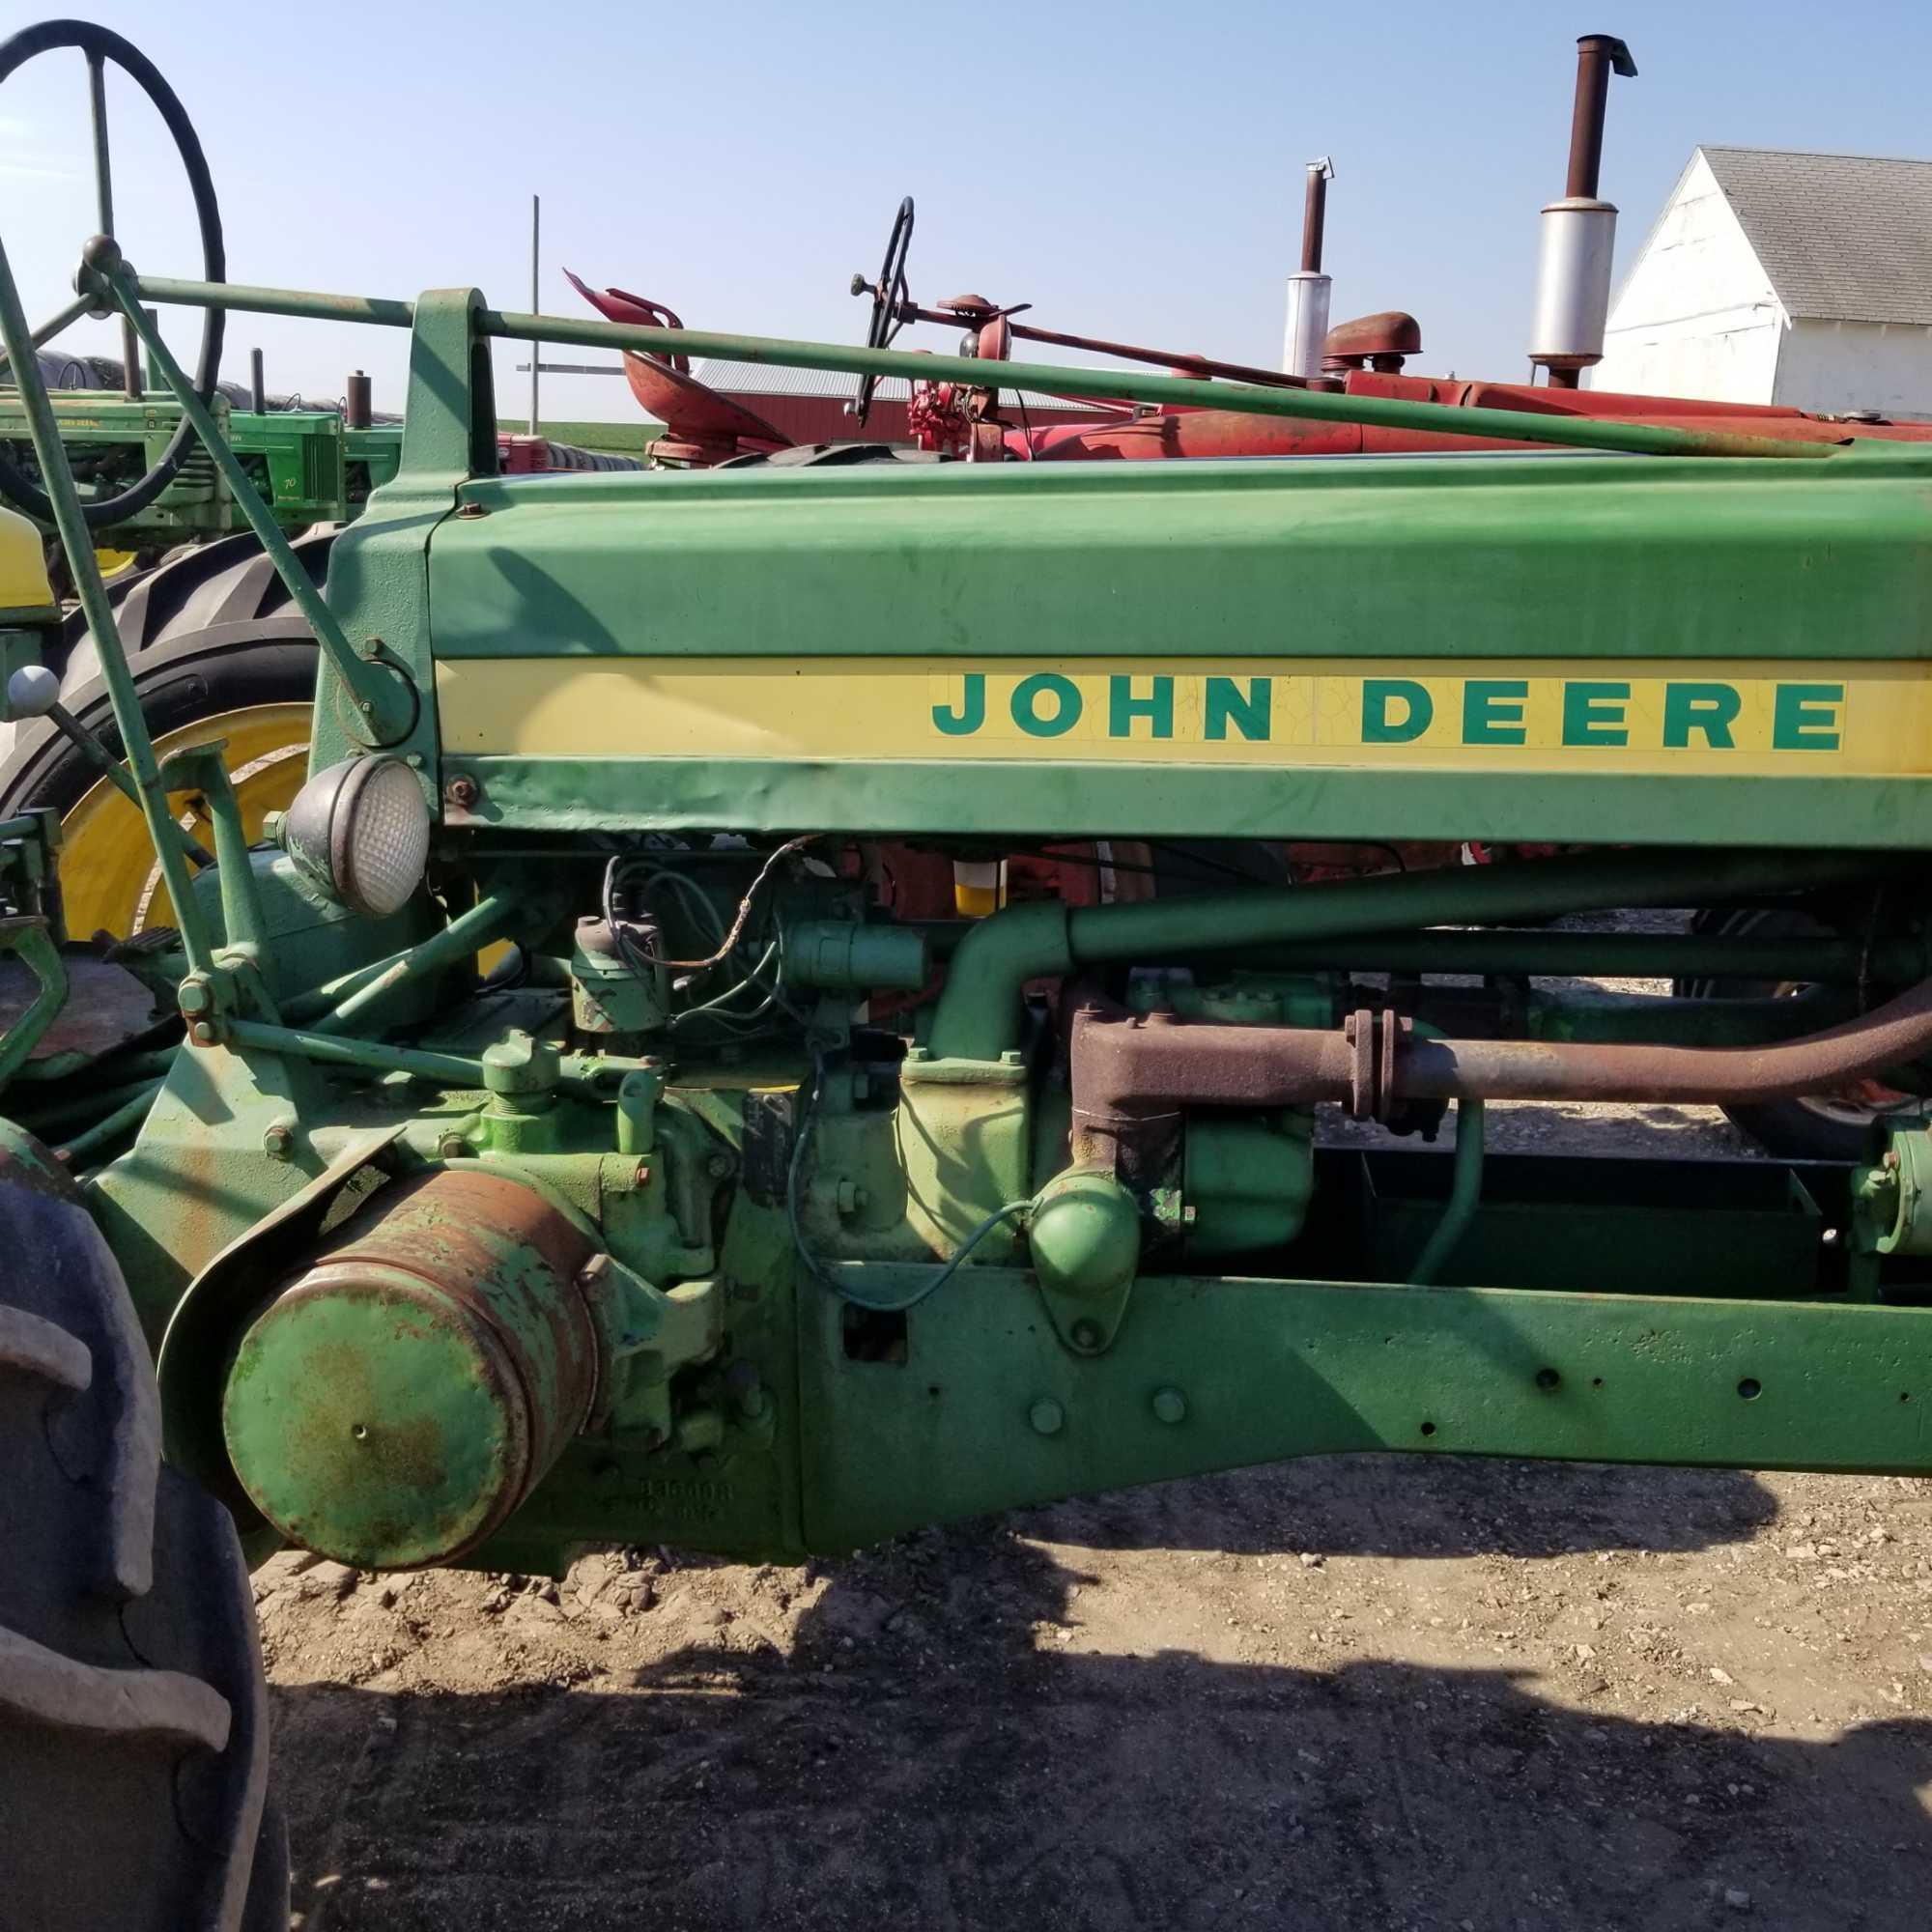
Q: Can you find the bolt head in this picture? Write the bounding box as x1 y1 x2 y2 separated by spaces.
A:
262 1122 295 1160
706 1151 733 1179
1070 1319 1103 1350
1029 1398 1065 1437
1151 1387 1187 1426
177 977 212 1016
190 1021 216 1045
436 1132 468 1160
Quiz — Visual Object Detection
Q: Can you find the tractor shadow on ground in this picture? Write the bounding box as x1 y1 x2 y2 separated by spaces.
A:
272 1466 1914 1932
1039 1451 1779 1561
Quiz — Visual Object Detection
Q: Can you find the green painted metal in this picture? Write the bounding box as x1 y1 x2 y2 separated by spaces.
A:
1411 1099 1486 1286
428 451 1932 665
222 1166 601 1569
14 216 1932 1591
383 753 1932 857
0 918 66 1085
0 233 215 977
1181 1111 1317 1262
1212 929 1932 981
102 268 415 746
0 290 94 375
0 389 379 543
795 1261 1932 1554
927 848 1904 1063
118 270 1839 461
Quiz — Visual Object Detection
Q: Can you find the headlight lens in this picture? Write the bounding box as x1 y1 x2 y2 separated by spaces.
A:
283 754 431 918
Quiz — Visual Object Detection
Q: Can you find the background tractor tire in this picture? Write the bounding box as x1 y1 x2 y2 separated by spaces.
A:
1677 906 1932 1162
0 625 317 940
0 1127 283 1929
50 525 337 690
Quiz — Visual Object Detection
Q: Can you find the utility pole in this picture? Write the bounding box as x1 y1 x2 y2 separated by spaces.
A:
528 194 541 435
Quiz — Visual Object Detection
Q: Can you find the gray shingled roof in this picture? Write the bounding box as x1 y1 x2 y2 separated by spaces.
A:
1702 146 1932 325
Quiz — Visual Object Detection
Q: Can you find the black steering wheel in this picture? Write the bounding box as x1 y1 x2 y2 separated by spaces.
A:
846 195 913 429
0 18 225 527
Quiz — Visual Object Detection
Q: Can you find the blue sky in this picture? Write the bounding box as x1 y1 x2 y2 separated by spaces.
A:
4 1 1928 423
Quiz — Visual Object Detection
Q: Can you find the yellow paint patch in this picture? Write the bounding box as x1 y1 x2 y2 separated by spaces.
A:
0 505 54 616
435 656 1932 775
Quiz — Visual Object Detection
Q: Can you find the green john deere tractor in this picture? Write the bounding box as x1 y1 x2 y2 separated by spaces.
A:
11 19 1932 1927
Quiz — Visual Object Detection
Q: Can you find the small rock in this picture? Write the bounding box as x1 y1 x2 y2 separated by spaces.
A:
701 1605 734 1630
1574 1643 1597 1662
626 1579 659 1614
1785 1543 1818 1561
1297 1552 1324 1569
537 1582 560 1605
1709 1666 1735 1687
820 1590 894 1643
1723 1886 1752 1912
377 1584 398 1609
311 1560 359 1601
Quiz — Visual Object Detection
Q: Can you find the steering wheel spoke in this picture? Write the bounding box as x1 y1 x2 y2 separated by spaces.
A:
847 195 914 429
0 20 225 526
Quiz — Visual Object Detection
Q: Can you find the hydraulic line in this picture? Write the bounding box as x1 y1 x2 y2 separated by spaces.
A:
929 848 1915 1063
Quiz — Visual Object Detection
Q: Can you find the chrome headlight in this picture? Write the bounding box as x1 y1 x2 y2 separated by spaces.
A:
283 755 430 918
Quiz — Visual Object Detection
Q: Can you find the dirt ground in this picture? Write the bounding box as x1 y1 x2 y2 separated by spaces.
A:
257 938 1932 1932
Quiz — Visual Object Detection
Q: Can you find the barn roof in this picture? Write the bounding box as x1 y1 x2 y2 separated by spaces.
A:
1701 146 1932 326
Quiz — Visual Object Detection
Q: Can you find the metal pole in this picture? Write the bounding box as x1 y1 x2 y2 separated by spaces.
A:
249 348 266 413
84 50 142 401
0 292 94 378
0 236 215 974
100 265 415 745
528 193 540 436
1567 36 1617 201
1301 159 1330 274
121 270 1842 463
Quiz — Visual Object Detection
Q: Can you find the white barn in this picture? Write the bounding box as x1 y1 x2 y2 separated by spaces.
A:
1592 146 1932 417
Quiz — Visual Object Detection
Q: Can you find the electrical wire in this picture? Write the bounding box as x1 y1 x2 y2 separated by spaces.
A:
783 1047 1030 1311
658 836 818 971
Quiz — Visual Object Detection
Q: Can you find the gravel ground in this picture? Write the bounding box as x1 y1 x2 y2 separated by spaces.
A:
258 923 1932 1931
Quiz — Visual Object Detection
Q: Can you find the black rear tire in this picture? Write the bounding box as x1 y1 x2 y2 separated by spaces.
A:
1677 907 1931 1161
0 1127 282 1929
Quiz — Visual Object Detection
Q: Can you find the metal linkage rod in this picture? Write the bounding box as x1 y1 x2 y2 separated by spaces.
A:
122 270 1837 463
0 236 216 975
0 291 93 377
99 259 414 743
476 314 1839 462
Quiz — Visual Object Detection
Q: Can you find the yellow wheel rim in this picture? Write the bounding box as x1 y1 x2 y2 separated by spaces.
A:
57 703 312 940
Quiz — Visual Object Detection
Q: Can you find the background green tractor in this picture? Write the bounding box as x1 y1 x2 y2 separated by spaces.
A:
12 18 1932 1928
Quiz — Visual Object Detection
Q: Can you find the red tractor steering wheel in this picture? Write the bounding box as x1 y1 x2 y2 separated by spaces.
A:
847 196 914 430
